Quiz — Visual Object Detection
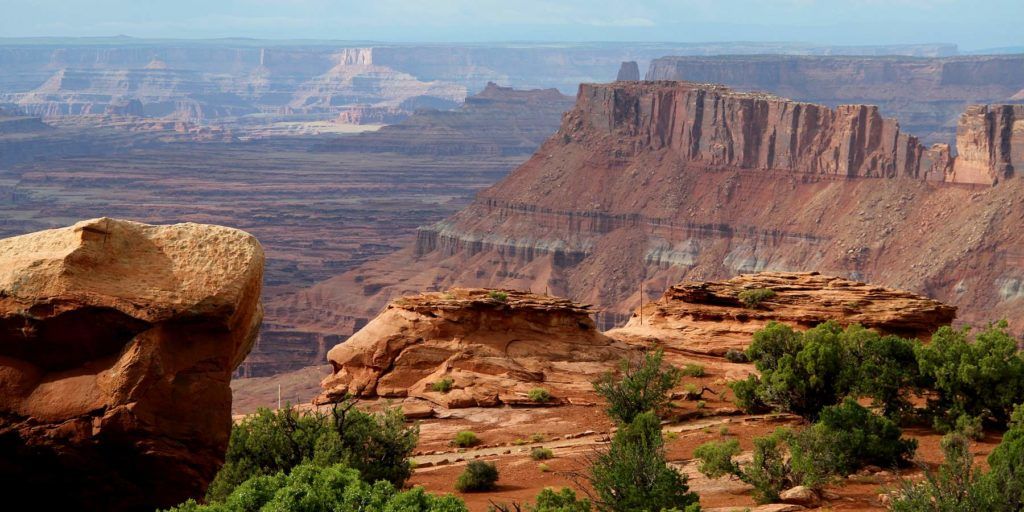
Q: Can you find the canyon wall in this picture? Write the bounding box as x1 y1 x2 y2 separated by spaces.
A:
277 81 1024 355
645 55 1024 144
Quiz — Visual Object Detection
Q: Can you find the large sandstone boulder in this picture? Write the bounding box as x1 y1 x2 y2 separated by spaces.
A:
608 271 956 355
320 288 631 408
0 218 263 511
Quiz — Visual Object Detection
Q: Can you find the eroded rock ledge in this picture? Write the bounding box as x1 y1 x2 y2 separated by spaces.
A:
319 288 631 408
0 218 264 511
607 271 956 355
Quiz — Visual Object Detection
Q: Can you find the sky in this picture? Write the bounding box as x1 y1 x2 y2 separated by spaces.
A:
1 0 1021 51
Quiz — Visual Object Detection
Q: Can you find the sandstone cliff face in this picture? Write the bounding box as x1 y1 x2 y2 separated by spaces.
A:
607 272 956 355
572 81 953 180
0 218 263 511
952 104 1024 184
287 80 1024 342
319 289 629 408
645 55 1024 144
616 61 641 81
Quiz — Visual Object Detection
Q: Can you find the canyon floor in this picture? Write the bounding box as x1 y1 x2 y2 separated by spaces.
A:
233 350 1003 512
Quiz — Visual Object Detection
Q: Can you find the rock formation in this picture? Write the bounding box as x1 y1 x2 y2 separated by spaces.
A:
287 80 1024 346
644 54 1024 144
607 272 956 355
951 104 1024 184
0 218 263 511
319 289 630 408
616 61 641 81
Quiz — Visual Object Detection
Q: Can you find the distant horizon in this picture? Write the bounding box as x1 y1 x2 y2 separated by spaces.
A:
3 1 1021 52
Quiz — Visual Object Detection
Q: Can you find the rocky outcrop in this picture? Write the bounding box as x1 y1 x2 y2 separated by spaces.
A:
951 104 1024 184
617 61 641 81
645 55 1024 144
319 289 630 408
571 81 954 180
0 218 263 511
607 272 956 355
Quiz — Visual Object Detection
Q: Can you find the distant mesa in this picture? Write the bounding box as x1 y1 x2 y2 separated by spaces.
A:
318 288 630 408
0 218 264 510
616 61 641 81
607 271 957 355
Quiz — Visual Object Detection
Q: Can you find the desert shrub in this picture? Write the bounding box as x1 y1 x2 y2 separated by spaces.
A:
490 488 592 512
724 349 749 363
589 411 700 512
432 377 455 393
168 463 468 512
530 433 546 443
538 463 551 472
915 321 1024 427
888 434 989 512
453 430 479 448
681 363 706 377
455 460 499 492
593 349 682 424
531 447 554 460
975 404 1024 511
953 414 985 441
205 401 418 502
488 290 509 302
734 321 923 421
738 288 776 308
693 439 742 479
812 398 917 473
529 388 552 403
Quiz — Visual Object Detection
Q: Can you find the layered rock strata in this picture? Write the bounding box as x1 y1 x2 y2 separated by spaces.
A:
645 54 1024 144
287 80 1024 345
607 271 956 355
319 289 630 408
0 218 263 511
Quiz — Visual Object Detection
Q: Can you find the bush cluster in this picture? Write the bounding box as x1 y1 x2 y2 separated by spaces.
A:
205 400 418 502
593 349 681 424
455 461 499 492
695 399 916 503
529 387 552 403
432 377 455 393
738 288 776 308
453 430 480 448
169 463 467 512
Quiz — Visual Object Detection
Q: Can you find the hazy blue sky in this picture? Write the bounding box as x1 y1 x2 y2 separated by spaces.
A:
1 0 1021 50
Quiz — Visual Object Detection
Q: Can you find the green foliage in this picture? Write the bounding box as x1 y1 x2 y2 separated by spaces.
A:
593 349 682 424
975 404 1024 512
453 430 480 448
168 463 468 512
813 399 917 473
888 434 989 512
693 439 741 479
531 447 555 460
455 461 499 492
736 321 924 421
432 377 455 393
915 321 1024 427
738 288 776 308
953 414 985 441
529 388 553 403
743 428 796 503
489 290 509 302
529 488 592 512
681 364 706 377
205 402 419 503
589 412 700 512
724 349 749 363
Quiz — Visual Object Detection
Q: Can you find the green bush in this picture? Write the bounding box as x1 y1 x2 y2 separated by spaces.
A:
453 430 480 448
681 364 706 377
529 388 552 403
693 439 741 479
167 463 468 512
953 414 985 441
455 461 499 492
205 401 418 502
738 288 776 308
432 377 455 393
488 290 509 302
531 447 554 460
812 398 917 473
589 412 700 512
724 349 749 363
916 321 1024 427
976 404 1024 511
593 349 682 424
490 488 592 512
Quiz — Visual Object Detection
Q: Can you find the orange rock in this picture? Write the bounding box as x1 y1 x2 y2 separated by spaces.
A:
608 271 955 355
319 288 631 408
0 218 263 511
